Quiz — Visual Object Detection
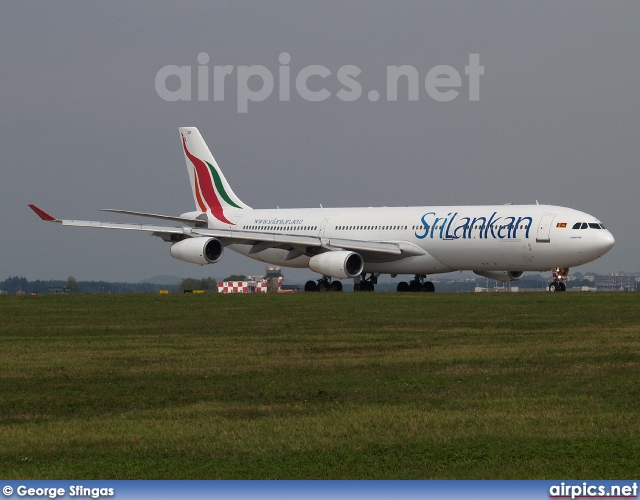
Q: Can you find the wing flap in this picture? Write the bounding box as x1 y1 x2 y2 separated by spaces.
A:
59 219 189 234
100 209 207 227
326 237 401 255
191 227 322 248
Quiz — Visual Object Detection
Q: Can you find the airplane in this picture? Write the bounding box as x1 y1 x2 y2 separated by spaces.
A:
29 127 615 293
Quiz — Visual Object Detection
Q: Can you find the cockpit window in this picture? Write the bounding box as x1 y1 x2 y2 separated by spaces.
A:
573 222 605 230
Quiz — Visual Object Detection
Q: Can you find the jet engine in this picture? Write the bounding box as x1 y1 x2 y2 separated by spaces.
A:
170 237 223 265
473 270 525 282
309 251 364 279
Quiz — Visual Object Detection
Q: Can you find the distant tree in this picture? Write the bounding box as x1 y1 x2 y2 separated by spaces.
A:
179 277 218 292
223 274 246 282
66 276 80 293
201 278 218 292
180 278 200 292
1 276 28 294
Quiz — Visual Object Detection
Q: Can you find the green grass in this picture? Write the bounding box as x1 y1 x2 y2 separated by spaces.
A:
0 292 639 478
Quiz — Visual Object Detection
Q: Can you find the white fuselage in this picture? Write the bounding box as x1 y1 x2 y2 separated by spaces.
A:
202 204 614 276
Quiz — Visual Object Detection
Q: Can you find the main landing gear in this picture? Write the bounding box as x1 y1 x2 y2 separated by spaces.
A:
548 267 569 292
304 274 378 292
397 274 435 293
353 273 377 292
304 276 343 292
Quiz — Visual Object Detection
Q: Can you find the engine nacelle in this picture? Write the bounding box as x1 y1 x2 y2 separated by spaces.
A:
170 237 223 265
309 251 364 279
473 270 525 282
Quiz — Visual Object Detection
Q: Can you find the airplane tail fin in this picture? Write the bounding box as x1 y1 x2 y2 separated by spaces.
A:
179 127 251 214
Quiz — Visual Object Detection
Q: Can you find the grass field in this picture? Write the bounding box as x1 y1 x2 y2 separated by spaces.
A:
0 292 638 479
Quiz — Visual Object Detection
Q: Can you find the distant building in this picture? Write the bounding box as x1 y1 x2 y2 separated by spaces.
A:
265 267 284 293
218 279 271 293
218 267 286 294
48 287 72 294
593 274 638 292
474 286 519 293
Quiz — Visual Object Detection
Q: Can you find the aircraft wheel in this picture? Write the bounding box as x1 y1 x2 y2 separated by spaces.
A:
549 282 559 292
422 281 435 293
330 281 343 292
318 280 330 292
305 280 318 292
559 282 566 292
409 280 422 292
397 281 409 292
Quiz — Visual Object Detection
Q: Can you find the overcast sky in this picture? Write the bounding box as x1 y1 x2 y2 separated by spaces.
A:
2 1 638 283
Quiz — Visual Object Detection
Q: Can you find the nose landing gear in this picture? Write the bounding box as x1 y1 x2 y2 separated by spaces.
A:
548 267 569 292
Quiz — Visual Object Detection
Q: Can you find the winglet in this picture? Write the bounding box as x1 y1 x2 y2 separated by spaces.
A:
28 204 58 221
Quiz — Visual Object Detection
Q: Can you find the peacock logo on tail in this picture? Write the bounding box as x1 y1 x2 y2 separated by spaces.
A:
181 133 241 224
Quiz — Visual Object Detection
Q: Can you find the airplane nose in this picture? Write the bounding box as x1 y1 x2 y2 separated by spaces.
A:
597 230 615 256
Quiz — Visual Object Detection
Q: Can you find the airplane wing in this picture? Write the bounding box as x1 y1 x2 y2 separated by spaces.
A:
29 205 424 261
30 204 189 239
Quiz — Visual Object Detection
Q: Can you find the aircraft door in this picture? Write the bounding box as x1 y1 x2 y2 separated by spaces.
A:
536 213 555 243
230 215 242 230
319 219 329 238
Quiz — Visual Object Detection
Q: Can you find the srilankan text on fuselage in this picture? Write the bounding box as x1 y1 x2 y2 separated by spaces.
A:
415 210 533 240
